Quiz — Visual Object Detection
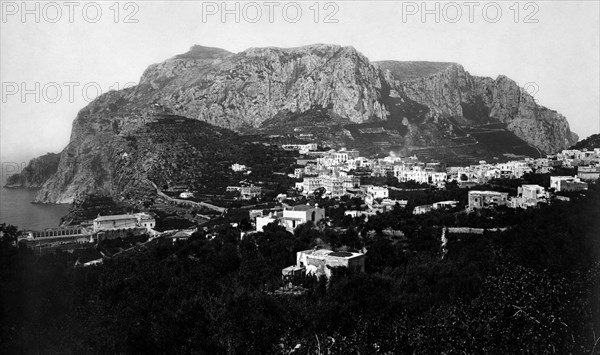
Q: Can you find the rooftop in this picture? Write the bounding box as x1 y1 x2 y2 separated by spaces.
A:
300 249 364 259
94 214 138 222
468 190 507 196
291 204 316 211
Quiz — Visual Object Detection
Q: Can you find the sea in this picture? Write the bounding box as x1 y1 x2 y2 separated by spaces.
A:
0 187 71 230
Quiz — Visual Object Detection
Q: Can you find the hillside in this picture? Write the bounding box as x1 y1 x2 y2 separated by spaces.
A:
375 60 456 82
570 133 600 150
34 113 296 204
4 153 60 188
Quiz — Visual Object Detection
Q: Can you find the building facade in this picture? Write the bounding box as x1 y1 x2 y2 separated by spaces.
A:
468 191 509 211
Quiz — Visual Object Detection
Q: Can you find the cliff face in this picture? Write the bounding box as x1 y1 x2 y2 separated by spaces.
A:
28 44 578 203
140 44 389 130
378 62 578 153
4 153 60 188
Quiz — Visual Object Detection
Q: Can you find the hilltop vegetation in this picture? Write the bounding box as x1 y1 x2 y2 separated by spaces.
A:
570 133 600 150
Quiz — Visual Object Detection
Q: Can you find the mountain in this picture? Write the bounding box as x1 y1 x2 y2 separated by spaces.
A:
16 44 577 203
140 44 388 130
569 134 600 150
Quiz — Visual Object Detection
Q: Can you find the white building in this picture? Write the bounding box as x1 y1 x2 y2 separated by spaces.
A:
578 166 600 181
393 166 446 185
179 191 194 199
413 200 458 215
255 205 325 233
509 185 549 209
519 185 548 201
300 177 323 194
255 214 278 232
281 143 318 153
550 176 588 192
344 210 378 220
322 176 345 197
231 163 247 172
280 205 325 232
333 148 360 163
366 186 389 199
467 191 509 211
293 249 365 278
93 213 155 233
240 186 262 200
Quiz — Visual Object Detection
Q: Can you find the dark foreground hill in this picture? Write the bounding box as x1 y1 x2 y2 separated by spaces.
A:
1 181 598 354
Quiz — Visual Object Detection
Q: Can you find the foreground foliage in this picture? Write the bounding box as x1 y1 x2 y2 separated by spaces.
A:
1 183 599 354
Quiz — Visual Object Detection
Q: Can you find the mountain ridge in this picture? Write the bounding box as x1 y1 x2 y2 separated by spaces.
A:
9 43 577 203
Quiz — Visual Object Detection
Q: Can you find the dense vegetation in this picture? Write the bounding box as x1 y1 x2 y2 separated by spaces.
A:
1 182 599 354
137 116 298 196
570 133 600 150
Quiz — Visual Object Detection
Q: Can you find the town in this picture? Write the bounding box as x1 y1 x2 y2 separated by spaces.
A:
17 143 600 280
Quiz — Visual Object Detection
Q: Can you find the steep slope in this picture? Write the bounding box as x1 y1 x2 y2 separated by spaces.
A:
140 44 389 131
376 61 456 83
378 62 578 154
4 153 60 188
34 112 293 204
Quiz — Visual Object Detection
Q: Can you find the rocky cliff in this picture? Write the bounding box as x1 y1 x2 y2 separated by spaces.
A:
22 44 577 203
4 153 60 188
377 62 578 153
140 44 389 130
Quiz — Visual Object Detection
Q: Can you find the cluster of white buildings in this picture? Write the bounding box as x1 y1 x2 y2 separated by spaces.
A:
466 184 563 211
295 173 361 197
293 149 446 197
555 148 600 166
447 160 533 185
288 147 598 217
394 165 447 186
289 146 596 197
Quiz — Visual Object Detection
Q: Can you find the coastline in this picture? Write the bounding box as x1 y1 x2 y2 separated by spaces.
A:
0 187 71 230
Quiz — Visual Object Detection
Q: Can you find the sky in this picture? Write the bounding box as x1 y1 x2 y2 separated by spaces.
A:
1 0 599 168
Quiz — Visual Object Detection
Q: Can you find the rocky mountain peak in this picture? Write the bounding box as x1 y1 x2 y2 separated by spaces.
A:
173 45 234 60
